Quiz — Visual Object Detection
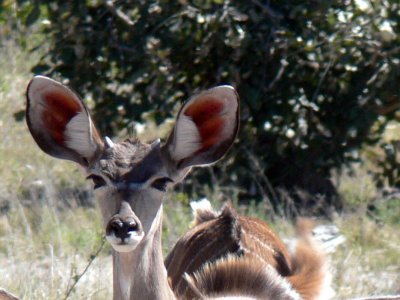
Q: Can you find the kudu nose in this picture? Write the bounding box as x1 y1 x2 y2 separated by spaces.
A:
107 218 141 241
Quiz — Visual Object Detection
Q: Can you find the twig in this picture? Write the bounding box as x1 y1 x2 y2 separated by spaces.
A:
366 62 388 86
244 148 277 213
105 0 135 27
63 237 106 300
310 57 335 104
266 57 288 91
251 0 282 22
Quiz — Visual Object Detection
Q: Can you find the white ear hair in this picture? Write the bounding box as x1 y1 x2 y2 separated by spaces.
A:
151 138 161 149
26 75 104 166
169 114 201 162
64 112 99 158
105 136 114 148
165 85 239 169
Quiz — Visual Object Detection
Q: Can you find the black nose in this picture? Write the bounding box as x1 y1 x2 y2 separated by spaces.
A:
107 219 139 240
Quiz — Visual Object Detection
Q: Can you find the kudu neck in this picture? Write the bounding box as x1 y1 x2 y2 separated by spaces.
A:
112 206 175 300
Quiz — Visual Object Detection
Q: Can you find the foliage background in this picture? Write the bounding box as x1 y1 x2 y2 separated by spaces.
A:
0 1 399 299
11 0 399 214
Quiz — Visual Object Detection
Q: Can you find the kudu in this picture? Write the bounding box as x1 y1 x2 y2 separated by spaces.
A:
0 288 18 300
26 76 330 300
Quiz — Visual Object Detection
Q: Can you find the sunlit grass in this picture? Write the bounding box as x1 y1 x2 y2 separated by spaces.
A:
0 204 111 299
332 214 400 298
0 25 399 300
0 29 112 299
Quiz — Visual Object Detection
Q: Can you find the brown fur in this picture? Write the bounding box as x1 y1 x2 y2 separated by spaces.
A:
191 204 219 227
0 289 18 300
166 204 329 300
165 205 244 298
287 218 329 300
184 255 301 300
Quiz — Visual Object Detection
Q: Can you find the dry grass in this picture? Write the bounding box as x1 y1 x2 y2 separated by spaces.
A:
0 28 399 300
0 210 112 299
0 33 113 299
332 215 400 299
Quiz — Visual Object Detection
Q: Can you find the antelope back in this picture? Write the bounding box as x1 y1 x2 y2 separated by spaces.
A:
165 204 293 299
26 76 239 253
166 204 330 300
184 256 302 300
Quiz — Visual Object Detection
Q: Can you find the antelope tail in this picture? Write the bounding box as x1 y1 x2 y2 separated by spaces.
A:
287 218 333 300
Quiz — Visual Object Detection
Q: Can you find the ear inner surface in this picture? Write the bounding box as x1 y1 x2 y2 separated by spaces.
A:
64 111 100 159
41 90 83 146
167 86 239 169
26 76 103 165
184 97 226 153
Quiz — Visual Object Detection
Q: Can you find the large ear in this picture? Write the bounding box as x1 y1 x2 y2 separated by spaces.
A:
26 76 104 166
163 85 239 169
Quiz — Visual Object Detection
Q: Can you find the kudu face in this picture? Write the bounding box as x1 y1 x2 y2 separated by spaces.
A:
90 139 168 252
26 76 239 253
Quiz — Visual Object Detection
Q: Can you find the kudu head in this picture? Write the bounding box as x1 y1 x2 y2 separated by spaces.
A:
26 76 239 253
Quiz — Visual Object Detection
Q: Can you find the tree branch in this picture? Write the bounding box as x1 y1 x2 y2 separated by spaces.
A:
63 237 106 300
105 1 135 27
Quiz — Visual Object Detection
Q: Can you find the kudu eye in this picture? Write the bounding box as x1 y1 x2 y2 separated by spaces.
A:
151 177 173 192
87 174 107 189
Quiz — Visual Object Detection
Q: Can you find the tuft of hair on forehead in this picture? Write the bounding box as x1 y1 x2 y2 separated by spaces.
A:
100 139 151 166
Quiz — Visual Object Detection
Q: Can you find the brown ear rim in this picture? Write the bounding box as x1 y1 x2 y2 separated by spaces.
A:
25 76 102 167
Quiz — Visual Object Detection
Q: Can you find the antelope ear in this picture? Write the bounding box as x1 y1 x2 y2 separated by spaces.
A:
164 85 239 169
26 76 104 166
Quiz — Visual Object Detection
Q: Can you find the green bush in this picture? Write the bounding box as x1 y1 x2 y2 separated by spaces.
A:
15 0 400 213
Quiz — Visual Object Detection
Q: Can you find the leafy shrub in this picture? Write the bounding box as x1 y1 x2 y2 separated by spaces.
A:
15 0 400 213
374 140 400 187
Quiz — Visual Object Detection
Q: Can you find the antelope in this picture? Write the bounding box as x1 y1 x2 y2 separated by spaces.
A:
26 76 330 300
0 288 18 300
